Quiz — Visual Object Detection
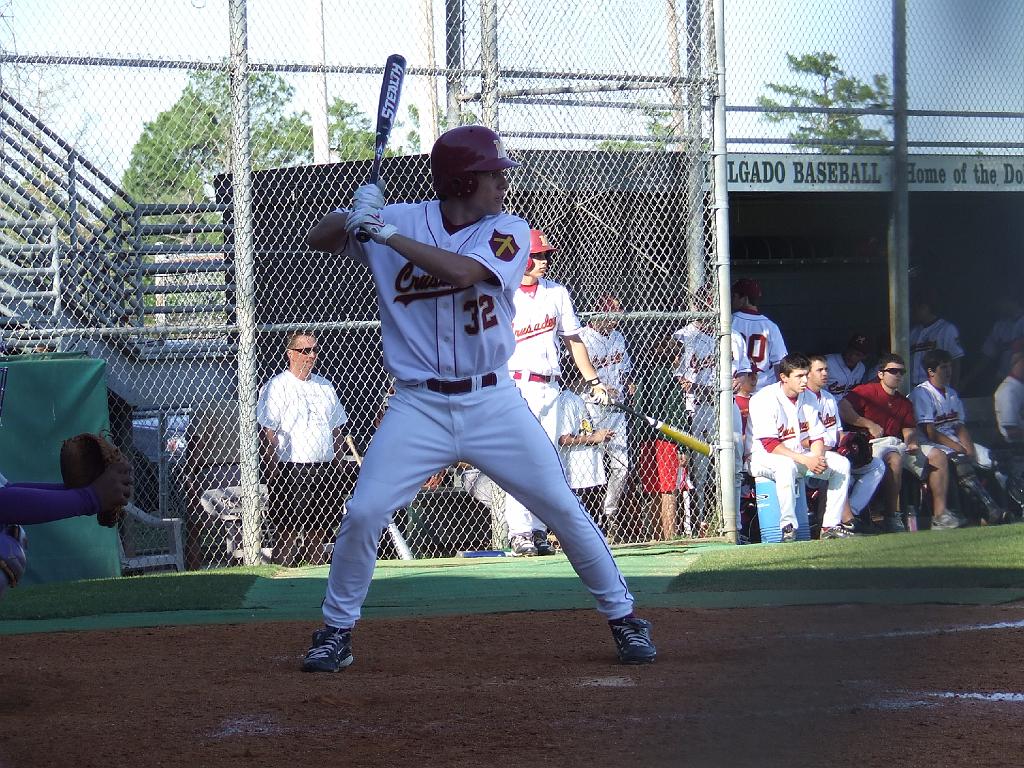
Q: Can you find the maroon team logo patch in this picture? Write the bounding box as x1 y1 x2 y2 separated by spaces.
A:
489 230 519 262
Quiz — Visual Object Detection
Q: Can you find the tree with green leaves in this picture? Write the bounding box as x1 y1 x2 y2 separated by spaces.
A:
121 69 387 321
122 69 385 206
597 108 678 152
757 52 891 154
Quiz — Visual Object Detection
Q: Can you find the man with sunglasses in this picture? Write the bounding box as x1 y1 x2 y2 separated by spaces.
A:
839 352 956 530
257 331 350 565
301 126 655 672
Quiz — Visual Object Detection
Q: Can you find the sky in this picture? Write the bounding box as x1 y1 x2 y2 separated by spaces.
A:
0 0 1020 184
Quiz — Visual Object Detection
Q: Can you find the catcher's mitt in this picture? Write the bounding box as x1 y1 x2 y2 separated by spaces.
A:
835 431 871 469
60 433 127 527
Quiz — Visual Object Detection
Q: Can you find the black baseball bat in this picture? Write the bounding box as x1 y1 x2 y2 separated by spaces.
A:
356 53 407 242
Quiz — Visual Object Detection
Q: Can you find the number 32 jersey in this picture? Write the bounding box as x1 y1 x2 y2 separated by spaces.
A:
732 309 789 392
344 200 530 384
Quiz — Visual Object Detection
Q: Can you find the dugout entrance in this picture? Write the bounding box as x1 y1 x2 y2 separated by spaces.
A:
727 152 1024 397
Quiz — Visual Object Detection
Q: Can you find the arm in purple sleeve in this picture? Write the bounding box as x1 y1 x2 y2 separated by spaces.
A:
0 484 99 525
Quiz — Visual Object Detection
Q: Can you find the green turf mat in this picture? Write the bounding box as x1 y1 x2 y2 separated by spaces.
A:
3 533 1024 637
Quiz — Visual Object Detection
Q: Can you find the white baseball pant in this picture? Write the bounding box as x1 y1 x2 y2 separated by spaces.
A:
321 375 635 628
750 451 851 531
849 457 886 515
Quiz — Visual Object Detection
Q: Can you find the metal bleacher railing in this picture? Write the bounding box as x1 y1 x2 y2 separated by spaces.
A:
0 89 234 352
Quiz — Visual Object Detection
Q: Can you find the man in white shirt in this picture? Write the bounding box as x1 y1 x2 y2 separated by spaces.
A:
994 351 1024 444
909 290 965 387
258 331 349 565
748 353 850 542
824 334 869 401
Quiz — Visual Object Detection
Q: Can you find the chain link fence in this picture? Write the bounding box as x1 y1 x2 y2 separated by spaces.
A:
0 1 1019 569
0 0 725 568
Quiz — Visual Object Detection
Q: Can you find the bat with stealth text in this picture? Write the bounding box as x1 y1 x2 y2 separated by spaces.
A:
356 53 407 243
609 401 712 456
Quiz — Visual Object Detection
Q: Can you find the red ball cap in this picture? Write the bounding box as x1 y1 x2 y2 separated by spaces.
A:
731 278 762 302
529 229 555 254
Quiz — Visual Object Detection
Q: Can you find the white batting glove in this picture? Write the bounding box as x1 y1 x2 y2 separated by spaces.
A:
590 382 612 406
346 207 398 245
352 182 385 210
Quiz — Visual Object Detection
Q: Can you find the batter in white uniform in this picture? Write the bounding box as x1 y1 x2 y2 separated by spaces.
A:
301 126 655 670
502 229 612 555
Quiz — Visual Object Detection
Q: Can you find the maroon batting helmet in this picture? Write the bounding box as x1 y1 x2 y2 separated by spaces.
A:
430 125 520 199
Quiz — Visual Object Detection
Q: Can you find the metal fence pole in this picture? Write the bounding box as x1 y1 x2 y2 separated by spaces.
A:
445 0 464 127
480 0 499 128
712 0 737 544
228 0 263 565
888 0 910 381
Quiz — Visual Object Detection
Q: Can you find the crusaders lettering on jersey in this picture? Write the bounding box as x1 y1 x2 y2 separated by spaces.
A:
393 262 460 305
591 351 624 368
490 230 519 261
821 412 838 430
515 314 557 342
777 426 796 441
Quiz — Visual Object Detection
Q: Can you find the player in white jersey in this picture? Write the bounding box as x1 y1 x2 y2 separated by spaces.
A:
909 291 964 386
748 353 851 541
502 229 611 555
994 351 1024 443
671 309 752 535
910 348 1005 526
301 126 655 670
824 333 869 401
909 349 991 466
672 320 717 514
731 278 788 391
806 355 885 536
577 294 632 541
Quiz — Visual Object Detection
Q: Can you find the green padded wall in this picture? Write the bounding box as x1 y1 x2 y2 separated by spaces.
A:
0 353 120 585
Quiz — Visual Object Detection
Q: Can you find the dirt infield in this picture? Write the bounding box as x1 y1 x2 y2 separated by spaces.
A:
2 603 1023 768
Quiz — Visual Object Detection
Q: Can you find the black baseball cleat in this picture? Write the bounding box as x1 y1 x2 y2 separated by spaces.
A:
509 533 538 557
302 627 354 672
611 617 657 664
533 530 557 556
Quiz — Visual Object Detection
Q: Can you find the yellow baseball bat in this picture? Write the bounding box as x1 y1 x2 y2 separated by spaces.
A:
610 402 712 456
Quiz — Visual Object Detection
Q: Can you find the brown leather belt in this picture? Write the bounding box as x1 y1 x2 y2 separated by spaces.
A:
425 372 498 395
511 370 557 383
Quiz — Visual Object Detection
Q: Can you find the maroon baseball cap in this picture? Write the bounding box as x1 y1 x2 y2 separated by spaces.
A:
847 333 870 354
731 278 762 302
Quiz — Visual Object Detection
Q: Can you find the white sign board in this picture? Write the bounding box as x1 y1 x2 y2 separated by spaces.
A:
725 154 1024 193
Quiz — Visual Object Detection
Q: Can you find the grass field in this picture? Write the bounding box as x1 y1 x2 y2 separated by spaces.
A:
1 524 1022 627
